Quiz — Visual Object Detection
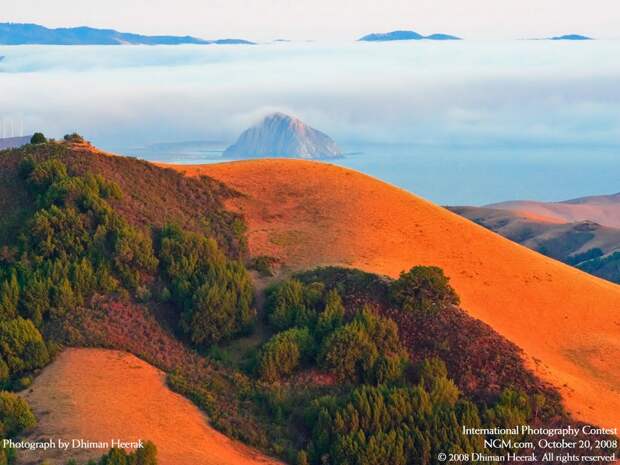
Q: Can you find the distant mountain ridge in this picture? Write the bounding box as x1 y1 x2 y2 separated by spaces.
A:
0 135 31 150
359 30 461 41
487 192 620 228
223 113 342 159
0 23 254 45
549 34 593 41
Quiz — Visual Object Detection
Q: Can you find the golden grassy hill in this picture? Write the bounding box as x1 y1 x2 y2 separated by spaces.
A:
18 349 282 465
166 159 620 430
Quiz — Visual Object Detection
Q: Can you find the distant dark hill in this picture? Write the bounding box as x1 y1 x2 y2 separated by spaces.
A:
359 30 461 41
449 205 620 284
223 112 342 159
549 34 593 41
0 135 31 150
0 23 254 45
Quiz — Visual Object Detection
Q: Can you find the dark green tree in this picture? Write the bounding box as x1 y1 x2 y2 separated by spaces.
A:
30 132 47 144
390 266 459 314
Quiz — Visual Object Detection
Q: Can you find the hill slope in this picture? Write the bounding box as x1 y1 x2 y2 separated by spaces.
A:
168 159 620 430
449 206 620 283
19 349 281 465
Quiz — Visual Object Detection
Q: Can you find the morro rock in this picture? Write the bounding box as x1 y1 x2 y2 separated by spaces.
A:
223 113 342 159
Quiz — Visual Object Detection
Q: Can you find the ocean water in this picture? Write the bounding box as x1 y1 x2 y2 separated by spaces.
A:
1 41 618 205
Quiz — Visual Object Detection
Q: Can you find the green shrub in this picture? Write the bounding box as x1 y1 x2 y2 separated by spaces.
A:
0 274 19 320
0 318 49 376
315 289 344 340
257 327 315 382
30 133 47 145
25 158 67 191
390 266 459 314
0 391 36 437
63 133 85 143
158 225 255 347
319 307 406 384
266 279 327 331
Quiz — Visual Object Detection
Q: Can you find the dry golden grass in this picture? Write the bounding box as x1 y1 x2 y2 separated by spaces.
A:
166 159 620 430
18 349 282 465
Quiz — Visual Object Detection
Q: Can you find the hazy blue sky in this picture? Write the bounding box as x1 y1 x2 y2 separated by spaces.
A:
4 0 620 41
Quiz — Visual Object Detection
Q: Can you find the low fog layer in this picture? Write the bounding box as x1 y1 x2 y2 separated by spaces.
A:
1 41 618 203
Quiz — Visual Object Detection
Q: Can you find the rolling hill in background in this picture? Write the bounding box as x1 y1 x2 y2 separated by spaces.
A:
0 23 254 45
174 159 620 431
488 193 620 228
0 135 31 150
549 34 593 40
359 30 461 41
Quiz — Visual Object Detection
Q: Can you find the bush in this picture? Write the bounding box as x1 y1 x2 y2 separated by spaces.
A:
315 289 344 340
390 266 459 314
0 391 36 437
64 133 85 143
158 225 255 347
30 133 47 144
257 328 315 382
268 279 312 330
319 307 406 384
0 318 49 376
266 279 327 331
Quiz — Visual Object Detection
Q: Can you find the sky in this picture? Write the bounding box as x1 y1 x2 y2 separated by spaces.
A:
3 0 620 41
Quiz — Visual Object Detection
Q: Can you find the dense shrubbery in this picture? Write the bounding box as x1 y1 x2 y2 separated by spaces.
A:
264 281 406 384
257 328 314 382
0 318 49 382
0 154 255 367
319 307 407 384
255 268 618 464
158 224 255 347
63 133 85 144
64 441 157 465
0 391 36 437
304 363 484 465
0 390 37 464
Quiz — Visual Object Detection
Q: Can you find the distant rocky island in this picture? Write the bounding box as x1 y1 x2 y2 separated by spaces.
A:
528 34 593 41
0 23 255 45
223 113 342 159
549 34 593 41
359 30 461 41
